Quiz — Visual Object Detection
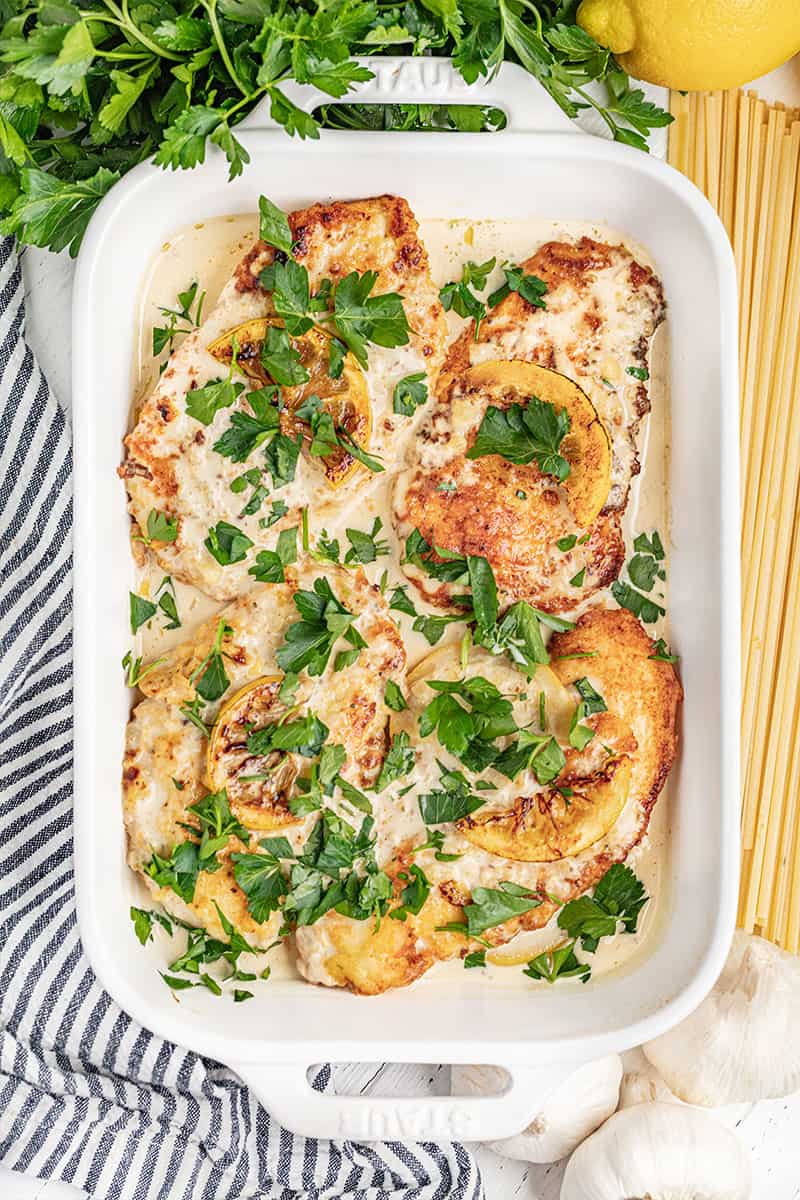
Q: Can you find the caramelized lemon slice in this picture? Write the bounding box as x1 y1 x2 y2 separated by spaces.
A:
207 675 300 830
457 754 632 862
454 360 612 526
207 318 371 488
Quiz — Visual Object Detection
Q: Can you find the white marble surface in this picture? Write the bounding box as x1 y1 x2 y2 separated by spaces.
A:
7 63 800 1194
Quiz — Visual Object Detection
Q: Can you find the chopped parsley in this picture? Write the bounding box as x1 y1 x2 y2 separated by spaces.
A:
487 263 547 310
213 387 280 462
344 517 390 564
557 864 648 952
418 765 485 824
626 365 649 382
467 397 571 482
275 576 361 676
375 731 415 791
393 372 428 417
129 591 157 633
523 941 590 984
248 526 298 583
464 881 541 937
384 680 408 712
205 521 253 567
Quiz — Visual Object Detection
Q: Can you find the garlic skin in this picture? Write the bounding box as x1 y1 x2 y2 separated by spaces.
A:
451 1056 622 1163
644 931 800 1105
560 1102 751 1200
617 1046 682 1109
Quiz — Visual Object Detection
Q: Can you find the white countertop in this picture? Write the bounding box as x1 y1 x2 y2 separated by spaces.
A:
7 61 800 1194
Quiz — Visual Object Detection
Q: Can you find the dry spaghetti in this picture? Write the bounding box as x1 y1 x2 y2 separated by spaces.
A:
669 90 800 950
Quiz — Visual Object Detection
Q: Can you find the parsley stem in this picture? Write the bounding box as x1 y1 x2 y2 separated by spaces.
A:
100 0 183 62
202 0 249 96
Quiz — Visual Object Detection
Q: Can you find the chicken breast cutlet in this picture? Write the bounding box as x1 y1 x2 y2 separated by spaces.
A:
393 359 625 613
444 237 665 511
124 563 406 943
295 607 680 994
123 195 447 600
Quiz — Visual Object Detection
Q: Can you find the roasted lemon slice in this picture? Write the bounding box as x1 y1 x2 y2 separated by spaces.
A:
457 753 632 862
207 318 371 488
454 360 612 526
207 675 300 830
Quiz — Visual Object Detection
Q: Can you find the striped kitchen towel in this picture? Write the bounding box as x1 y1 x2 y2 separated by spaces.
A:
0 236 483 1200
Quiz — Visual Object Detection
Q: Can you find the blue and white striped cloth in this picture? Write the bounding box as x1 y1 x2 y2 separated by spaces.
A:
0 236 483 1199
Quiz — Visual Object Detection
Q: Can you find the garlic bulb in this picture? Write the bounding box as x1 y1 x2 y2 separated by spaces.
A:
560 1102 751 1200
644 931 800 1105
451 1056 621 1163
617 1047 681 1109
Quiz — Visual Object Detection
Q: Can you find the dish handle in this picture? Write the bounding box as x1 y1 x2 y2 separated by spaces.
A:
230 1059 579 1141
236 55 575 135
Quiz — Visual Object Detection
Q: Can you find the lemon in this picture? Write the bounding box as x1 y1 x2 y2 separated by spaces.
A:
208 318 371 488
207 675 301 831
578 0 800 91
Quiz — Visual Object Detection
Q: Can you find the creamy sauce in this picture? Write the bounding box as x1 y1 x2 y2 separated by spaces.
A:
129 214 672 989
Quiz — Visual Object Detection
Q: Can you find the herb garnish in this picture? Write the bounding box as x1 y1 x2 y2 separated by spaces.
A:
213 387 280 462
344 517 390 565
467 397 571 481
612 530 667 623
418 765 485 824
152 280 205 357
393 372 428 417
275 577 361 676
205 520 253 567
487 263 547 309
249 526 297 583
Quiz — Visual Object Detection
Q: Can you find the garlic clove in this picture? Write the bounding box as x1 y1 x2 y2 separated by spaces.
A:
644 931 800 1105
560 1102 751 1200
451 1056 622 1163
617 1046 682 1109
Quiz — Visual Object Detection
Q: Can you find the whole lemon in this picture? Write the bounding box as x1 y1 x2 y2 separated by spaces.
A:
577 0 800 91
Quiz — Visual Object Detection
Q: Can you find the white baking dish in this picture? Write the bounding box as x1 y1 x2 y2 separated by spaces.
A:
72 57 739 1141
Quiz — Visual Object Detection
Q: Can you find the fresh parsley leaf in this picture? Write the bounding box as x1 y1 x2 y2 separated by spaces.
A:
185 789 249 870
558 864 648 952
384 680 408 712
439 278 486 334
570 568 586 588
468 553 498 629
418 767 485 823
258 194 292 253
186 377 245 426
376 731 415 791
650 637 679 663
259 500 288 530
248 526 298 583
557 534 577 552
190 619 233 703
275 576 357 676
494 730 566 786
467 397 571 481
465 882 541 937
139 510 178 545
633 530 665 559
626 365 649 382
205 521 253 566
130 591 157 633
464 949 486 968
462 257 496 289
144 841 201 904
263 432 302 490
213 387 280 461
403 528 469 584
344 517 390 564
393 371 428 417
247 711 329 758
330 270 410 368
231 849 286 923
389 864 431 920
260 325 310 386
388 585 418 617
611 580 665 624
523 940 591 983
628 554 659 592
488 263 547 309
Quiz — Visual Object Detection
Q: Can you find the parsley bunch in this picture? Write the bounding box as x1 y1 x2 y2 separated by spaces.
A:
0 2 671 256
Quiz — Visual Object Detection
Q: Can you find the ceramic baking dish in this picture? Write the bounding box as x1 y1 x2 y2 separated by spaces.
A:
72 56 739 1141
